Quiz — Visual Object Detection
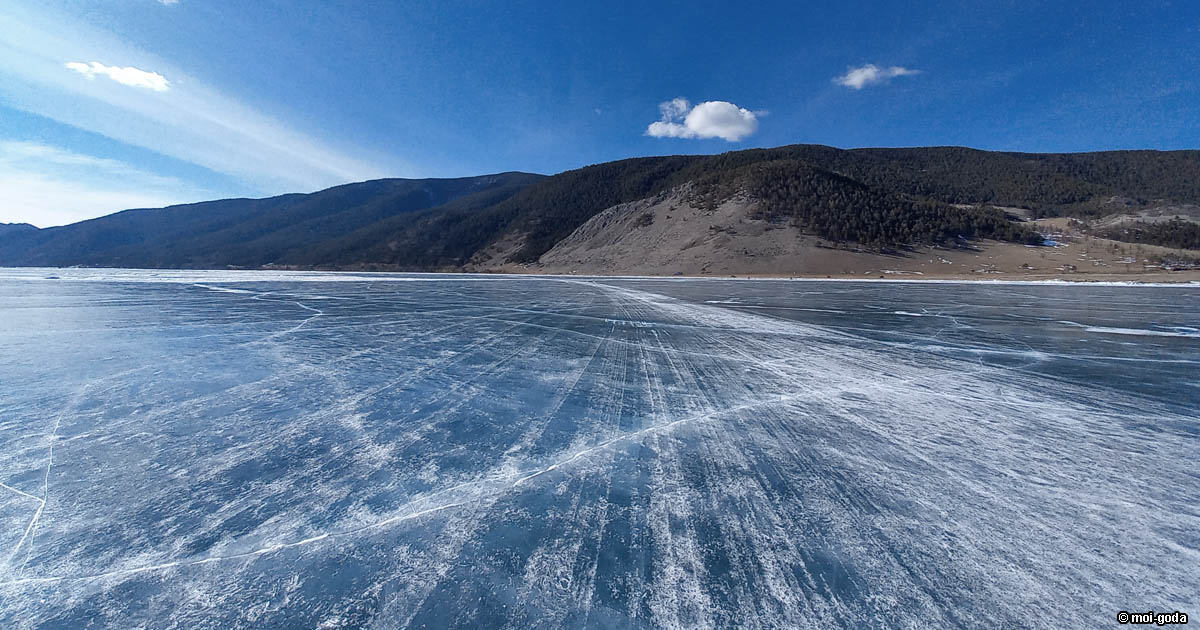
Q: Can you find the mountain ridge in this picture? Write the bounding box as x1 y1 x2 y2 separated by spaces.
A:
2 144 1199 274
0 172 542 268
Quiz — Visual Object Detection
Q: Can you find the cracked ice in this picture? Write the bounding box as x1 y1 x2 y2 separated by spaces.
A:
0 269 1197 628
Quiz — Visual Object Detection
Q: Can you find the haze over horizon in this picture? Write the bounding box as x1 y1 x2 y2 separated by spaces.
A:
1 0 1197 227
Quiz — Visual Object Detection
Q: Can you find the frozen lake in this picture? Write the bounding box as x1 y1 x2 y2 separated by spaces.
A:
0 269 1197 628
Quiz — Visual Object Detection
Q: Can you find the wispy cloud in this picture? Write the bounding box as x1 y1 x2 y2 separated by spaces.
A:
834 64 921 90
646 98 761 142
0 4 400 198
0 141 210 227
66 61 170 91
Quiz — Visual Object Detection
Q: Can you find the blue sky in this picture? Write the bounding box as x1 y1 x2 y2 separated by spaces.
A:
1 0 1197 226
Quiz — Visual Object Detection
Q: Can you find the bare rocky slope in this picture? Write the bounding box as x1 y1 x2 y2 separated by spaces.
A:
468 185 1200 281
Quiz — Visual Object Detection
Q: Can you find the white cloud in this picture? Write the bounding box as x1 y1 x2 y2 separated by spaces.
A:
0 141 210 227
834 64 920 90
66 61 170 92
0 3 400 201
158 0 179 5
646 98 760 142
658 97 691 121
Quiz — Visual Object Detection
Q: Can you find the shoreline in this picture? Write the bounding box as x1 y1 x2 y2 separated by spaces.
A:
3 266 1198 286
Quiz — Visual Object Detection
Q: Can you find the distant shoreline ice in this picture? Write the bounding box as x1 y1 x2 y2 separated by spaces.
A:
0 267 1197 288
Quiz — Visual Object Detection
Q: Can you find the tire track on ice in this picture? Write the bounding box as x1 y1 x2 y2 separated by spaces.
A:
0 391 809 588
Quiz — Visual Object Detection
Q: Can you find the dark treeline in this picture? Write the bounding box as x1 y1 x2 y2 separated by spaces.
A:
1097 219 1200 250
799 147 1200 217
692 159 1041 247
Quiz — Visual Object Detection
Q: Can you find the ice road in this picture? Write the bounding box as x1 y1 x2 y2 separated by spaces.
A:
0 269 1196 628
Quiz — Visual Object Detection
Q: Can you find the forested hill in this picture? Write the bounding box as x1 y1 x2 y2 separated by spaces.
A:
0 223 38 237
2 145 1198 270
0 173 542 268
288 145 1200 268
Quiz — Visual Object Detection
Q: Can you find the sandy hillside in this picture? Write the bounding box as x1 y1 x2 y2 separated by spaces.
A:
467 188 1200 282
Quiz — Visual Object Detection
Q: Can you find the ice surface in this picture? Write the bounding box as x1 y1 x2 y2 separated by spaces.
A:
0 269 1197 628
